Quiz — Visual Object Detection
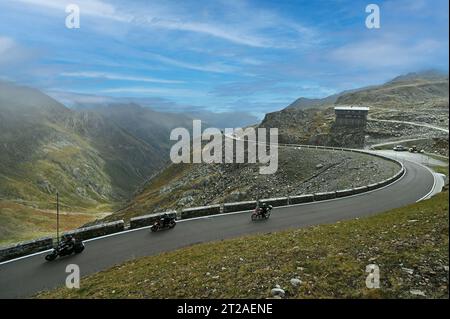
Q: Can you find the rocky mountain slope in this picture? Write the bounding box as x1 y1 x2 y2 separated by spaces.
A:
285 86 372 110
105 145 399 222
285 95 339 110
0 82 190 211
74 103 194 156
260 70 449 148
337 71 448 109
259 107 335 145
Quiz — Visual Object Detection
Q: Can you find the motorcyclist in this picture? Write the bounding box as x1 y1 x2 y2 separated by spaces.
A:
160 213 170 227
259 203 268 217
60 235 75 252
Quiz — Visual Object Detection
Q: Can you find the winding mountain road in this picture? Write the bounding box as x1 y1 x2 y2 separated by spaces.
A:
0 155 437 298
368 117 449 134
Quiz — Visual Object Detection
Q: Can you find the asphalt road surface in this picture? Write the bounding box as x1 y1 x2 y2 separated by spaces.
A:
0 159 435 298
368 118 449 134
373 150 448 167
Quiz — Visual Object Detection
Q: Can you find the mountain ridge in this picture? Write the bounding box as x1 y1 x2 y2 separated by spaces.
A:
0 81 191 211
285 70 448 111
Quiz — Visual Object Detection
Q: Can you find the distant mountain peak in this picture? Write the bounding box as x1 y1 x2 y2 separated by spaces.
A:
388 69 448 84
285 95 339 110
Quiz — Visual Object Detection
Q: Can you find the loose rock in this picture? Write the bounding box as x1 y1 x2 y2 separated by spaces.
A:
271 287 285 298
290 278 302 287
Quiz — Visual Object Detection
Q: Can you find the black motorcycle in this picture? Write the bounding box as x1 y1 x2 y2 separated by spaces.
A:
151 215 176 232
251 205 273 221
45 238 85 261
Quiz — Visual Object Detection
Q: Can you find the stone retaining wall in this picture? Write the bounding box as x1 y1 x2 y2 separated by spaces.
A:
63 220 125 241
313 191 337 201
223 201 257 213
0 237 53 262
180 204 221 219
353 186 369 194
260 197 289 207
336 189 354 198
130 212 177 229
289 194 314 204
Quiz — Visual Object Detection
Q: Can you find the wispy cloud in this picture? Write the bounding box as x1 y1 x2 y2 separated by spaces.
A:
100 86 206 98
60 71 184 84
142 19 272 48
45 90 118 106
147 53 239 74
330 37 443 69
0 36 36 68
16 0 131 22
0 36 15 55
1 0 448 115
15 0 317 49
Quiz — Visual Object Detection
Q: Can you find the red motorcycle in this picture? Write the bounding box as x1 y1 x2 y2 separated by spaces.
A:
251 205 272 221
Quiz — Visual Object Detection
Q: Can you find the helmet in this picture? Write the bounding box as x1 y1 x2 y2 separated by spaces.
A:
261 202 267 207
62 234 74 243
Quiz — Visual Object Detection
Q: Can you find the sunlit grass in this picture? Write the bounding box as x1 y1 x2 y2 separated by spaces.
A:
38 191 448 299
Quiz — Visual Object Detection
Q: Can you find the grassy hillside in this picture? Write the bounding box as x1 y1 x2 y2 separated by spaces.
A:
75 103 194 157
0 121 115 211
38 191 448 299
337 71 449 109
0 201 100 246
0 82 182 211
0 82 195 243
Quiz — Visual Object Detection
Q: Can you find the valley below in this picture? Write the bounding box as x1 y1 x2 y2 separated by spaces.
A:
0 71 448 247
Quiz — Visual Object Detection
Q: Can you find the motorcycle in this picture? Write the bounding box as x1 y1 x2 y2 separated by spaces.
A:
45 238 85 261
251 205 272 221
151 215 176 232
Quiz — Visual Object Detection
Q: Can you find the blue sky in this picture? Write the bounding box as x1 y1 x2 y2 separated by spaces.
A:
0 0 448 118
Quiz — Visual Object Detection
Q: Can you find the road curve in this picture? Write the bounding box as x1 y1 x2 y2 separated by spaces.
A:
368 117 449 134
0 159 435 298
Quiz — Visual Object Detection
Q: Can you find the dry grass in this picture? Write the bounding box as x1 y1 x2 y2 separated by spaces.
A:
38 191 448 299
0 201 101 246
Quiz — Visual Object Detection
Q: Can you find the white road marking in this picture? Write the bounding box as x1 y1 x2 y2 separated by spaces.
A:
415 163 439 202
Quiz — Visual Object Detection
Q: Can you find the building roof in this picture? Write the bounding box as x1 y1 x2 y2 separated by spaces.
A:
334 106 370 111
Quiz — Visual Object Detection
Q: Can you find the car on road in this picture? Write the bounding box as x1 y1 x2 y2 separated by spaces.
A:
393 145 407 151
